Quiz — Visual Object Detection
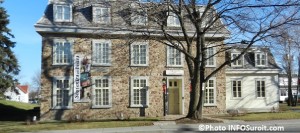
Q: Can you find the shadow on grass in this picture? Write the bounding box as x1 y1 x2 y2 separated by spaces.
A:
0 103 40 121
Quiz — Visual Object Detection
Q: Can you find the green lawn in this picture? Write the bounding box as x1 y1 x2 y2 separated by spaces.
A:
216 103 300 121
0 100 38 110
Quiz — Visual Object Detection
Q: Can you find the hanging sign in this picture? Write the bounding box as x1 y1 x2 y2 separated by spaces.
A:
74 54 81 102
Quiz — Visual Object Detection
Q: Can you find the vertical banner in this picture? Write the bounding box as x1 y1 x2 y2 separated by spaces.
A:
74 54 81 102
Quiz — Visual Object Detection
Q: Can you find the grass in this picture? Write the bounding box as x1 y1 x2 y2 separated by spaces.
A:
0 100 38 110
215 103 300 121
0 120 155 133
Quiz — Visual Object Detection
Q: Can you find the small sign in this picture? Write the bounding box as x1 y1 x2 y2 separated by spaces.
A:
74 54 81 102
165 70 184 75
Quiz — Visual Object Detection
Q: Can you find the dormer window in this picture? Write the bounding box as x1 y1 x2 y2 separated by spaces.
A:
53 4 72 22
255 53 267 67
93 6 111 24
231 53 243 67
167 12 180 27
131 10 148 26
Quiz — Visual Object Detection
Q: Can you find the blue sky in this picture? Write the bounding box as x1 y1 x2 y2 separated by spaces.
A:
2 0 48 84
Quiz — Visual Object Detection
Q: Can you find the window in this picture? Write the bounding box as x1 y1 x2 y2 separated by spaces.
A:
131 42 149 66
167 12 180 27
130 76 149 107
280 90 287 96
53 4 72 22
53 39 73 65
92 40 111 66
52 77 72 109
231 53 243 67
232 80 242 98
131 10 147 25
206 47 215 67
204 78 216 106
93 7 111 24
92 76 112 108
255 53 267 67
167 46 183 67
256 80 266 98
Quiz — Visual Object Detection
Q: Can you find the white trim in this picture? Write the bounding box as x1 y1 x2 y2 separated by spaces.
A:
226 69 280 74
93 6 111 24
53 4 72 22
166 45 184 67
167 12 180 27
130 41 149 66
91 76 112 108
52 39 73 65
230 78 242 99
52 76 73 109
35 24 230 38
255 52 267 67
92 39 112 66
204 77 217 106
205 47 216 67
130 76 149 108
231 53 243 67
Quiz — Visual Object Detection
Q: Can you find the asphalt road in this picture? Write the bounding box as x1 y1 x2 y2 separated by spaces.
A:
22 119 300 133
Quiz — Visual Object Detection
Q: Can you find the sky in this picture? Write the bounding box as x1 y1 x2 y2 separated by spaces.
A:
2 0 48 85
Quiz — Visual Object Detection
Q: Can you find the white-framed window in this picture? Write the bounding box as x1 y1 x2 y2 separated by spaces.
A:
53 39 73 65
52 76 73 109
204 77 216 106
167 12 180 27
232 79 242 98
93 6 111 24
131 10 148 26
167 45 183 67
131 42 149 66
206 47 216 67
231 53 243 67
92 76 112 108
256 79 266 98
53 4 72 22
255 53 267 67
92 40 111 66
130 76 149 107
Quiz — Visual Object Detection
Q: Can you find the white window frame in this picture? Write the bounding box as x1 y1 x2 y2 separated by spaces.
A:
231 79 242 99
52 76 73 109
92 40 112 66
92 76 112 108
130 41 149 66
53 4 72 22
167 45 183 67
206 47 216 67
256 79 266 98
167 12 180 27
53 39 73 65
231 53 243 67
93 6 111 24
130 76 149 108
255 52 267 67
131 10 148 26
204 77 216 106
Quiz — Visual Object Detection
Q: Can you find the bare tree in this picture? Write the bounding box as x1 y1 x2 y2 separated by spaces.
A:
30 70 41 100
133 0 300 119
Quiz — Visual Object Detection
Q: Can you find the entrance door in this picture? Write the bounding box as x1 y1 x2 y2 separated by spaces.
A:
168 79 181 114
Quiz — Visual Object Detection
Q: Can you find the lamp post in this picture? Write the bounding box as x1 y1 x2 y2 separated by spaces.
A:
162 78 168 116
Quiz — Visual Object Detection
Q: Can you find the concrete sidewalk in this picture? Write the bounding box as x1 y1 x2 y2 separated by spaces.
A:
24 119 300 133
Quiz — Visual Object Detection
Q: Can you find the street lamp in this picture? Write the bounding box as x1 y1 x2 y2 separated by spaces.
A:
162 78 167 116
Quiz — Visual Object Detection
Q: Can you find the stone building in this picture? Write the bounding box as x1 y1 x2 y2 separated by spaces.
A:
35 0 229 120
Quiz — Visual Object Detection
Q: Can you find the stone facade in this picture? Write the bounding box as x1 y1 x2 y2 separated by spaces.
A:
36 0 228 121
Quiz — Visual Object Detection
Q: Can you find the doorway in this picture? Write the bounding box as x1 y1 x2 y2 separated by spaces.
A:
168 79 182 114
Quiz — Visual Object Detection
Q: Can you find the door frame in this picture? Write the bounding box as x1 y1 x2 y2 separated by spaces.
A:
167 76 184 115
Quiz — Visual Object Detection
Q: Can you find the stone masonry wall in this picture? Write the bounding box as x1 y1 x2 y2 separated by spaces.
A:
40 34 226 121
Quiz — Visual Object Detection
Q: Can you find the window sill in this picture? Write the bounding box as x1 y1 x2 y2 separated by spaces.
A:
204 104 217 107
91 105 112 109
130 105 148 108
92 64 112 67
130 64 149 67
51 106 73 110
166 65 183 68
52 63 73 66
